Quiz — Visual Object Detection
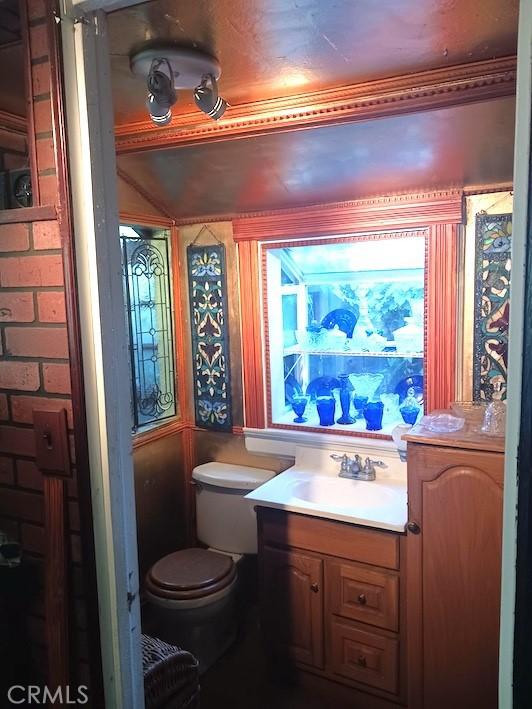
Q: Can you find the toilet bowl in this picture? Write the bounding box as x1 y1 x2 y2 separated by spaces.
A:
144 462 275 672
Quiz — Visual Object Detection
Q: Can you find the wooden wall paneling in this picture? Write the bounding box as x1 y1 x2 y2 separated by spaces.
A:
238 239 266 428
426 223 459 411
182 426 196 546
45 2 104 701
171 225 191 424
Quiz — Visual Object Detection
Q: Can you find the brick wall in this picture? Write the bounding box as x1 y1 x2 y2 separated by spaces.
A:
0 0 99 700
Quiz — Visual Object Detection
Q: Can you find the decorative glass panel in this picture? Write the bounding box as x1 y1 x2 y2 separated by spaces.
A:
264 234 425 435
120 225 176 430
473 214 512 400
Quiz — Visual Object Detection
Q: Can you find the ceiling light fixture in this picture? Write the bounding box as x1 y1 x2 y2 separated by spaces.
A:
146 59 176 126
130 45 228 127
193 74 227 120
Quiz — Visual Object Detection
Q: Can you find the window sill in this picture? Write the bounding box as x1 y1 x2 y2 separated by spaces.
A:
243 426 402 461
132 418 188 450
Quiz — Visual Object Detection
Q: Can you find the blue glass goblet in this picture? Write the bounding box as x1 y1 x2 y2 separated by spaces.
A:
353 395 369 420
291 395 309 423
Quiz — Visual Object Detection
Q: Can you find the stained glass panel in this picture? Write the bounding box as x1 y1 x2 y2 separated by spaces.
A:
473 213 512 400
120 225 176 429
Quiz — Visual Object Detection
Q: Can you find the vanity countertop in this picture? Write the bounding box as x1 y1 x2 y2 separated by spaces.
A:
245 444 407 533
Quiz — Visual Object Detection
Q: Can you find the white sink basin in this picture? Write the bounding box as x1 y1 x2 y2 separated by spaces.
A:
246 461 408 532
291 477 397 510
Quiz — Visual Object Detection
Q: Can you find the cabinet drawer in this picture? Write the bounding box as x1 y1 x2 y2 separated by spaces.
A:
259 508 399 569
330 619 399 695
328 560 399 631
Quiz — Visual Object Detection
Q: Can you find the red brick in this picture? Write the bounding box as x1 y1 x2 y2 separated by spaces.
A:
21 523 45 555
33 98 53 134
0 486 42 522
0 223 30 252
0 456 14 485
11 395 73 428
36 137 55 173
32 62 50 96
0 394 7 421
5 327 69 358
16 459 42 491
37 291 66 323
30 23 48 61
0 254 63 287
0 425 36 456
33 220 61 250
0 362 40 391
0 292 34 322
37 173 59 205
42 362 71 394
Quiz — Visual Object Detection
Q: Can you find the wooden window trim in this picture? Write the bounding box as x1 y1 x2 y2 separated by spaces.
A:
237 191 463 435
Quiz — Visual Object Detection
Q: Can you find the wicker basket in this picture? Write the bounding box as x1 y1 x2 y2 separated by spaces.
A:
142 634 200 709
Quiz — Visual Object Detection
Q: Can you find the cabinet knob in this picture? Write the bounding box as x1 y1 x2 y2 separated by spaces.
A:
407 521 421 534
357 656 367 668
357 593 367 605
310 582 319 593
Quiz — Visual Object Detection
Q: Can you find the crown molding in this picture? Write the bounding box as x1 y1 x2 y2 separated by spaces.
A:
115 56 516 155
230 190 464 242
0 110 27 136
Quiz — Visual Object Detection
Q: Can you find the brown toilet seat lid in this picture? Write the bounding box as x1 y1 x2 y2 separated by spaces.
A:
146 549 236 600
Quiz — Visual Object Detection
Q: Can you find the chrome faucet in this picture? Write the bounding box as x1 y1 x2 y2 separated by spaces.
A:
330 453 387 481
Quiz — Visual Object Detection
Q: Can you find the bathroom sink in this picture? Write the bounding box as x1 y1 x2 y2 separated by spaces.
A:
290 476 397 510
245 446 408 533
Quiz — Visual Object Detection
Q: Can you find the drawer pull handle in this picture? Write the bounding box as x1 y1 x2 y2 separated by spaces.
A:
310 582 319 593
357 593 367 605
357 656 367 667
407 521 421 534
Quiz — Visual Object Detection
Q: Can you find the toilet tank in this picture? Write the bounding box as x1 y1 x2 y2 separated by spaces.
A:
192 462 275 554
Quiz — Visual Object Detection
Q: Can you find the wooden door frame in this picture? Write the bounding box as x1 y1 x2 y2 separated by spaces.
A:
60 3 144 708
499 1 532 706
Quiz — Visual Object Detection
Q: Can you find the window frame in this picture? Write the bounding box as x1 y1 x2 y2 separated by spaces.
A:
119 215 187 444
260 229 429 439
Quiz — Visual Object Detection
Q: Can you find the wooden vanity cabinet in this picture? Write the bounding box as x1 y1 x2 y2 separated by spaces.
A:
405 431 504 709
257 507 406 708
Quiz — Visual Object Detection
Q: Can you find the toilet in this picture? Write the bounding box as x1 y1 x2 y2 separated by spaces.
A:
144 462 275 672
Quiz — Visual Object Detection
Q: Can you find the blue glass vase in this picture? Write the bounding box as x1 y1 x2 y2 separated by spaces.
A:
337 375 355 424
363 401 384 431
316 396 336 426
291 395 309 423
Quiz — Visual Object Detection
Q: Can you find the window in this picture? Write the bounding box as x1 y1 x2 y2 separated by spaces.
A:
263 233 425 435
120 224 177 430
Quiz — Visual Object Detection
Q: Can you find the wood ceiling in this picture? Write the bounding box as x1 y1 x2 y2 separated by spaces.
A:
110 0 519 221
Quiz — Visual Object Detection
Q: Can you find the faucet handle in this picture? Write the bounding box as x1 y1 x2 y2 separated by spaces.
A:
364 457 387 470
330 453 350 474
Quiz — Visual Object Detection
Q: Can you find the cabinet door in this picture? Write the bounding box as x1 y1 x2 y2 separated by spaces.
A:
261 545 324 668
407 444 503 709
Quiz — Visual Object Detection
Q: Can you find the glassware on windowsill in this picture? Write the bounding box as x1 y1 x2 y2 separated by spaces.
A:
316 396 336 426
400 388 421 425
353 395 368 420
381 393 400 425
291 395 309 423
348 373 384 402
363 401 384 431
337 374 355 424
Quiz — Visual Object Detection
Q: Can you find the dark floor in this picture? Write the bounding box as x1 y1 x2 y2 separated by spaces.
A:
199 604 335 709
